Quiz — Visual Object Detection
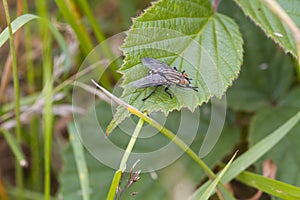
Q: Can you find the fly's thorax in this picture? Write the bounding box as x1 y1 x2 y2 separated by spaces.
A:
161 70 188 85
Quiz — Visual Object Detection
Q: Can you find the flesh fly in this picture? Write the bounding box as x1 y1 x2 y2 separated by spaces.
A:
132 57 198 101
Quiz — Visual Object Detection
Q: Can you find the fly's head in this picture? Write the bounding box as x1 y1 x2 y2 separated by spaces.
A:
179 70 198 92
178 70 191 86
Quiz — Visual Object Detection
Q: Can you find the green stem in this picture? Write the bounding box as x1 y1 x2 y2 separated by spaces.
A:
93 80 216 178
295 58 300 82
119 118 144 171
54 0 93 54
75 0 106 43
24 1 35 92
68 123 90 200
29 117 41 191
106 118 144 200
127 107 216 179
35 5 53 198
35 2 54 199
91 81 230 198
2 0 23 198
43 34 53 200
24 0 41 191
76 0 121 78
0 129 26 167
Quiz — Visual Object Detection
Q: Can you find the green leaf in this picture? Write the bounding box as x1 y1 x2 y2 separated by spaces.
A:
280 87 300 108
0 129 26 166
200 153 236 200
0 14 38 48
190 110 300 199
59 144 112 200
249 108 300 186
67 123 90 200
234 0 299 58
107 0 243 134
227 41 294 111
220 0 294 111
61 102 168 200
63 101 240 199
237 171 300 200
0 14 70 76
106 170 122 200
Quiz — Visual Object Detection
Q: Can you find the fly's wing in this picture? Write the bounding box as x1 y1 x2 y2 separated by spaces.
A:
130 73 168 88
142 57 174 73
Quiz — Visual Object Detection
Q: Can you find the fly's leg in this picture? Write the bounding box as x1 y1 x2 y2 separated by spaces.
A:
142 86 159 101
164 86 172 99
192 86 198 92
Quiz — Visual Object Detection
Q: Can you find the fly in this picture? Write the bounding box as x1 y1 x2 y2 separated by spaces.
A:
131 57 198 101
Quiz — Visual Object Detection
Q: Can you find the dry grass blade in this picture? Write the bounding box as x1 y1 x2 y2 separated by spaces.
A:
0 93 84 130
91 79 137 111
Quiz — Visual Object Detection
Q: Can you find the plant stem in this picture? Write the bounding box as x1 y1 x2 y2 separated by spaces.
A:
23 1 41 191
119 118 144 171
35 2 54 199
43 35 53 200
212 0 220 12
91 81 230 198
106 118 144 200
24 1 35 93
54 0 93 54
0 129 27 167
2 0 23 198
91 80 215 178
68 123 90 200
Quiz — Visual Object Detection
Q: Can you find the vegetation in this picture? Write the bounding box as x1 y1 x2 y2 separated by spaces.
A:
0 0 300 199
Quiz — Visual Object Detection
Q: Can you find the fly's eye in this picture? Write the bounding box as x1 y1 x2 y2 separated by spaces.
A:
181 70 188 77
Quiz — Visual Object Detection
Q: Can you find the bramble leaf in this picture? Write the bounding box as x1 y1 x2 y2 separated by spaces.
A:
107 0 243 134
222 0 295 112
234 0 299 58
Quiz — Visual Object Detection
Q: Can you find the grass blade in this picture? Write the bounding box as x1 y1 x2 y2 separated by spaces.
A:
237 171 300 200
68 123 90 200
200 152 237 200
190 111 300 199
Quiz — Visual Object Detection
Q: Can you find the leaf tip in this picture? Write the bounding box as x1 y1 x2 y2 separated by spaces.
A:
105 123 114 136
